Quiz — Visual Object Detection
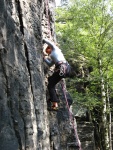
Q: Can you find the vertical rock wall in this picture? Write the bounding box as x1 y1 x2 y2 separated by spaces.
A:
0 0 50 150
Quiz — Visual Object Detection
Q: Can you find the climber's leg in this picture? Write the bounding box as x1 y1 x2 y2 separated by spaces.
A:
48 71 62 104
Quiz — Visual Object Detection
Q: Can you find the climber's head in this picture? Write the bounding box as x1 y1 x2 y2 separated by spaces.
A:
45 46 52 55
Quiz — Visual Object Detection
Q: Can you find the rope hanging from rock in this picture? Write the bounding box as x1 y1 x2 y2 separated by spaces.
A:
45 0 51 38
61 79 82 150
45 1 81 149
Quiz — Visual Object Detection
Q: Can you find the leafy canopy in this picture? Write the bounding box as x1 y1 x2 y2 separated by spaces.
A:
55 0 113 110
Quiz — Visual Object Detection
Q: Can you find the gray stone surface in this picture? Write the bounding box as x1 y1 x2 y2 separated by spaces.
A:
0 0 49 150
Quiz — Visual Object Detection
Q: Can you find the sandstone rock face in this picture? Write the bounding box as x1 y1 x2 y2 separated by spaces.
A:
0 0 49 150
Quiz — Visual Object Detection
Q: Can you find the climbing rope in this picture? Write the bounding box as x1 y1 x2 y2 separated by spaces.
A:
45 2 81 148
61 79 82 150
45 0 51 38
45 2 81 149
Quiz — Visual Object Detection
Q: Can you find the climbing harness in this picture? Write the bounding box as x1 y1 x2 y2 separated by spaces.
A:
61 80 82 150
59 62 71 77
59 64 66 76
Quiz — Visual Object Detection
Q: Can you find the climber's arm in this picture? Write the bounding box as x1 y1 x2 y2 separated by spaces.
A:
43 38 55 49
44 56 54 67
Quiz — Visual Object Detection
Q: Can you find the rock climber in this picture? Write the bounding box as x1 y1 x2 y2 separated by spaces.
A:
43 38 71 110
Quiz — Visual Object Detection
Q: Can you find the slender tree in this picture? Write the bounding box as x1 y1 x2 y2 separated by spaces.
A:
55 0 113 149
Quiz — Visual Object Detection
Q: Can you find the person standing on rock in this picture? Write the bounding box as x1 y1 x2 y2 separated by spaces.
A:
43 38 71 110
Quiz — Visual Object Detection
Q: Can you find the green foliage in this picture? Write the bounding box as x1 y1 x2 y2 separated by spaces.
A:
55 0 113 112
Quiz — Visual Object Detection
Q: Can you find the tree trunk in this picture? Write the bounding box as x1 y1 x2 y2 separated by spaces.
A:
106 76 112 150
98 57 110 150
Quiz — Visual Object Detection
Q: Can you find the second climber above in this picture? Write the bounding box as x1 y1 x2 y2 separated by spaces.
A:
43 38 71 110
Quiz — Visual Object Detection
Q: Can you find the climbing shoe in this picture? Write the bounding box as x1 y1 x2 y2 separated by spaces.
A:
51 106 58 111
47 102 58 111
50 102 58 111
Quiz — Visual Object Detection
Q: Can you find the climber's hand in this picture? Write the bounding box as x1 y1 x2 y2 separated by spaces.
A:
43 52 47 56
43 52 48 60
